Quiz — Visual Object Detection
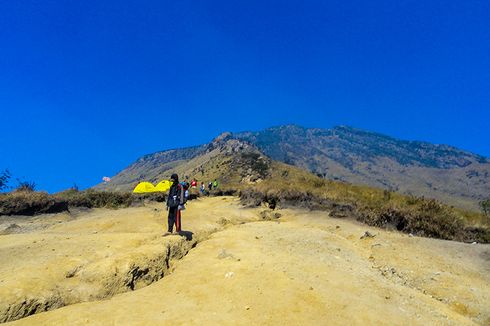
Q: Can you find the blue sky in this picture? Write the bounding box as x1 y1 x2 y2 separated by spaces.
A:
1 0 489 192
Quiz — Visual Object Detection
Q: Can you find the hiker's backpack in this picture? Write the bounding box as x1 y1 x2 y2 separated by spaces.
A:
168 184 181 208
180 182 189 204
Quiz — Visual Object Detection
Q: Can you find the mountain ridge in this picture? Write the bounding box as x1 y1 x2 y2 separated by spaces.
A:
97 125 490 211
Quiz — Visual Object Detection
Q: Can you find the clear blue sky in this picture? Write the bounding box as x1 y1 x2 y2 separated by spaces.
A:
1 0 489 193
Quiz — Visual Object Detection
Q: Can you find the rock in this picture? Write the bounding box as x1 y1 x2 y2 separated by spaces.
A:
65 266 81 278
0 224 22 235
217 249 240 261
217 249 232 259
330 204 353 218
259 210 280 220
360 231 376 239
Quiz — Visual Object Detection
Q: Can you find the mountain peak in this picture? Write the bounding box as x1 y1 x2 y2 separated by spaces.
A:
212 132 233 144
206 132 258 155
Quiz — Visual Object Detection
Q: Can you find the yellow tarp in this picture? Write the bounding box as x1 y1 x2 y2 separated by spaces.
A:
155 180 172 192
132 182 156 193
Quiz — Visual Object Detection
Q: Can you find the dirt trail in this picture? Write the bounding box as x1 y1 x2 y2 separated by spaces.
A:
0 198 257 323
1 197 489 325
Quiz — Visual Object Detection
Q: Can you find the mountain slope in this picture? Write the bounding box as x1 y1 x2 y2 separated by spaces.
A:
95 133 271 191
236 125 488 169
235 125 490 210
97 125 490 211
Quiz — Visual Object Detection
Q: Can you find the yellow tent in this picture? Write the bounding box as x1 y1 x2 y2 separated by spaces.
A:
133 182 156 193
155 180 172 192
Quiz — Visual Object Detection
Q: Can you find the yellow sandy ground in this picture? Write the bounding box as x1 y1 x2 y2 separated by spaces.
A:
1 197 489 325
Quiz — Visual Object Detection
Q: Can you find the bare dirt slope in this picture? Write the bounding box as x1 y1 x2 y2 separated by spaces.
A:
1 197 489 325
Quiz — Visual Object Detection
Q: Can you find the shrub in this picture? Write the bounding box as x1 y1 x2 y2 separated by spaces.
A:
239 173 490 243
0 191 68 216
0 189 168 216
15 180 36 192
57 190 134 209
239 152 270 178
480 199 490 216
0 169 11 191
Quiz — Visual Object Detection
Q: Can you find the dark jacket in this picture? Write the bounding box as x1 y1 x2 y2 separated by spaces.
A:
167 178 184 208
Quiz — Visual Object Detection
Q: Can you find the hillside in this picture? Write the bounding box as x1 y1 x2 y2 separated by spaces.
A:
95 133 272 192
97 125 490 211
235 125 490 211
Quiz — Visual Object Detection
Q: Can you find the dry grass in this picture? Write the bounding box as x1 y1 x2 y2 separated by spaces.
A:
237 162 490 243
2 158 488 243
0 190 167 216
0 191 68 216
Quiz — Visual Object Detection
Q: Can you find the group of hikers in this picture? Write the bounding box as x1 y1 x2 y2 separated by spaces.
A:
164 173 219 236
188 178 219 194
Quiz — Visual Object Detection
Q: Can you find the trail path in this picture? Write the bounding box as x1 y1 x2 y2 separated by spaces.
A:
1 197 488 325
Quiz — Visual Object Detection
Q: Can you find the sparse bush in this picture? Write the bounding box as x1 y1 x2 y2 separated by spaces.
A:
71 183 79 191
238 162 490 243
0 191 68 216
240 152 270 178
356 202 470 241
15 180 36 192
480 199 490 216
0 189 169 216
57 190 133 209
0 169 11 191
383 190 391 201
406 195 422 205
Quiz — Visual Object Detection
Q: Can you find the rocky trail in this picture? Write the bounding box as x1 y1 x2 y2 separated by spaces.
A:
0 197 489 325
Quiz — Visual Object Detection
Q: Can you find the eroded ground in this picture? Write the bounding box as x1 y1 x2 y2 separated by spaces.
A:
1 197 489 325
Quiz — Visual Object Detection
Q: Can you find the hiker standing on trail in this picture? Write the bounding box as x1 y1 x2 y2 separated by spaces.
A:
213 179 218 189
200 182 205 194
165 173 184 235
208 182 212 191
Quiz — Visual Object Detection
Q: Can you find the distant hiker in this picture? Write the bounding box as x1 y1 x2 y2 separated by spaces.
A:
191 179 197 188
213 179 218 189
181 181 190 203
208 182 213 191
200 182 205 194
165 173 185 235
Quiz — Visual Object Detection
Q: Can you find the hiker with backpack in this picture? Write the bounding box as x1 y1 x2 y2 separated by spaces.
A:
191 179 197 188
165 173 186 235
181 181 190 204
